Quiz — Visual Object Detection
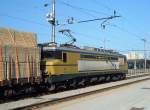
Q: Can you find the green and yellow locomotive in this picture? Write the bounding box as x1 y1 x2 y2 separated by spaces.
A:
41 44 128 88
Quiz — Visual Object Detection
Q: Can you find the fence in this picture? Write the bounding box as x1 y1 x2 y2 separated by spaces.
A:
127 69 150 77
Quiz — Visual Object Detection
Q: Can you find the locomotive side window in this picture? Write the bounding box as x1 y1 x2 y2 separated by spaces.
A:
80 54 118 61
81 54 97 59
63 53 67 62
110 57 118 61
42 51 62 59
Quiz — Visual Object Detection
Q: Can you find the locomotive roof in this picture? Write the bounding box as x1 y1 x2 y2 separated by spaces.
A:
42 45 125 57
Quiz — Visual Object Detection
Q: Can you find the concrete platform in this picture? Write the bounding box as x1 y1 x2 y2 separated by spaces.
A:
42 77 150 110
0 75 150 110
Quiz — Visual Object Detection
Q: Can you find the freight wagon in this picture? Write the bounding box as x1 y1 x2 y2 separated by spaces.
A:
0 28 41 95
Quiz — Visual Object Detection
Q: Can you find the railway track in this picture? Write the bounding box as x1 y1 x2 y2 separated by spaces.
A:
0 70 149 104
0 70 150 110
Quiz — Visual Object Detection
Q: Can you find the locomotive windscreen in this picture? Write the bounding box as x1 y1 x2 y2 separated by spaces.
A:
41 51 62 59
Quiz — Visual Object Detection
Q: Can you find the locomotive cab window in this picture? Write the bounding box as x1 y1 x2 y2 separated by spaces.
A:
41 51 62 59
63 53 67 62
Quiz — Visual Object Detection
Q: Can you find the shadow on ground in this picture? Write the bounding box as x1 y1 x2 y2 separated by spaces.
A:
130 107 144 110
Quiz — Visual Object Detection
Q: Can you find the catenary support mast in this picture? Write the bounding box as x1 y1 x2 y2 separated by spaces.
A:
46 0 56 45
51 0 56 44
141 38 147 70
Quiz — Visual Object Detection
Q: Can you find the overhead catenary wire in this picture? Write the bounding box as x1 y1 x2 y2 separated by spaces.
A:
57 30 103 45
0 0 149 57
77 15 120 24
51 0 149 56
0 13 49 28
91 0 113 11
110 24 150 58
72 31 141 52
57 14 120 27
121 16 149 39
60 30 150 53
57 0 97 18
59 30 150 56
90 0 148 41
58 0 110 17
48 1 149 58
6 6 47 15
57 0 121 29
110 24 143 40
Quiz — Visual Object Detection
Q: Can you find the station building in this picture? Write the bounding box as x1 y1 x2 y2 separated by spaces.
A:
125 52 150 69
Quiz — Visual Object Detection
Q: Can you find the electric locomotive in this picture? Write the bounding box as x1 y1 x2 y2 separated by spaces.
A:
40 44 128 89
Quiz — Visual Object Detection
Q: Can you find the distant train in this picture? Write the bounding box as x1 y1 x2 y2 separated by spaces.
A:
0 28 128 96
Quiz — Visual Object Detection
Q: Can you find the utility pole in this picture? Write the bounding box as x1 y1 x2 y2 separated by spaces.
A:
134 51 137 70
141 38 147 70
104 38 106 50
46 0 56 45
103 38 109 50
52 0 56 44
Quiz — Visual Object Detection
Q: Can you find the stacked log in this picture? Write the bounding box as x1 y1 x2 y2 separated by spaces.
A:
0 28 41 85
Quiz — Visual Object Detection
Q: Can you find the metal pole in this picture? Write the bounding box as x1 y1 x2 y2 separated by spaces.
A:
104 38 106 50
141 38 147 71
51 0 56 44
144 39 147 70
134 52 137 70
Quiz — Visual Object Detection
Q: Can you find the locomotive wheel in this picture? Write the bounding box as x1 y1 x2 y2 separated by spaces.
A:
54 82 67 91
106 75 111 82
111 75 116 81
4 89 14 97
25 87 33 94
0 89 4 98
98 76 106 83
90 77 98 84
48 84 56 91
68 79 77 88
77 78 85 87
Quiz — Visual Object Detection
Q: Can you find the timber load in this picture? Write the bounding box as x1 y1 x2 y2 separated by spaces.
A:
0 28 41 87
0 28 37 47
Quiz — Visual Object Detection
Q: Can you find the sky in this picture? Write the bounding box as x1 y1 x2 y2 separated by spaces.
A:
0 0 150 58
